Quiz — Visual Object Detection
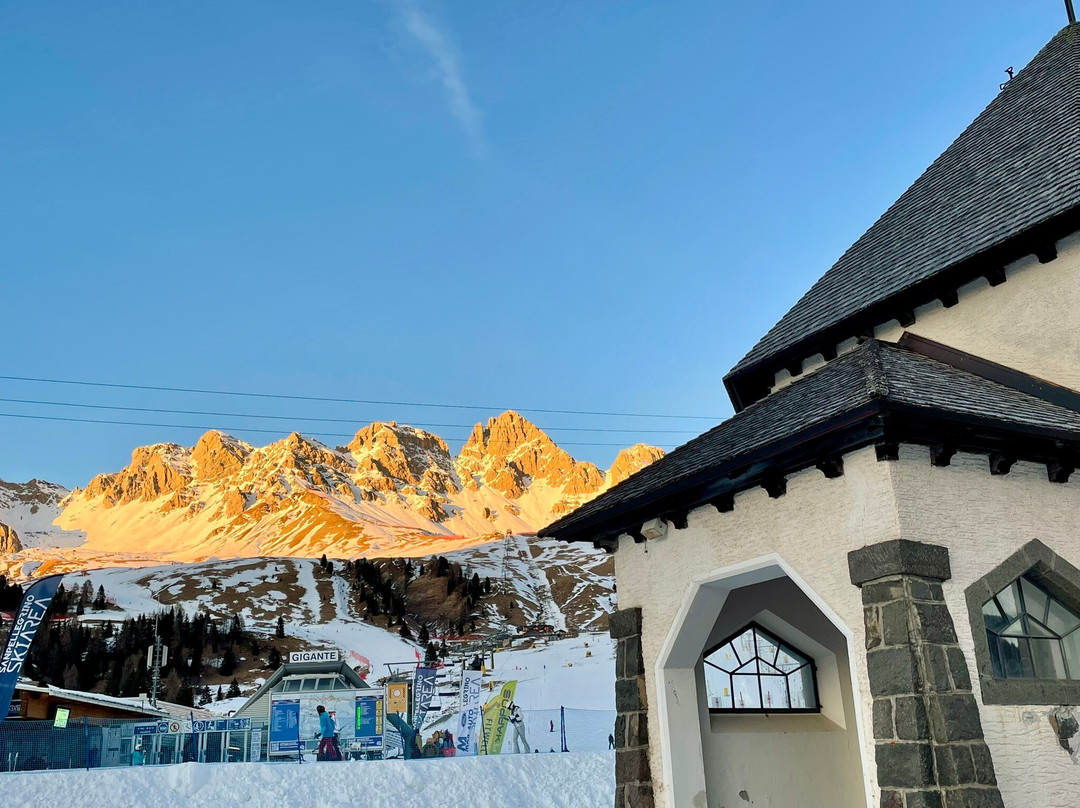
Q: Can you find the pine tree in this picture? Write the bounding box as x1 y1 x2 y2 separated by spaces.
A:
227 679 241 699
268 647 282 669
198 686 212 706
219 647 237 676
275 616 285 638
216 686 224 702
320 554 328 569
418 624 430 645
398 622 412 639
93 585 107 610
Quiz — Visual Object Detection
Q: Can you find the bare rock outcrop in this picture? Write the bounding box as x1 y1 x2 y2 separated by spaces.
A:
605 444 666 488
0 521 22 553
347 423 458 495
84 444 193 507
456 411 604 499
192 431 251 482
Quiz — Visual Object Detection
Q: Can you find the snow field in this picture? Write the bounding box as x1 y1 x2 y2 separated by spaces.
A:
0 752 615 808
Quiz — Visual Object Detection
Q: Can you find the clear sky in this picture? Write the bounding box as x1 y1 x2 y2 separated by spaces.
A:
0 0 1068 488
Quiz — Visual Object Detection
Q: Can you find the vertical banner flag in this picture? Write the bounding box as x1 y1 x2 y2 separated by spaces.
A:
479 680 516 755
0 574 63 722
456 669 483 756
412 667 437 730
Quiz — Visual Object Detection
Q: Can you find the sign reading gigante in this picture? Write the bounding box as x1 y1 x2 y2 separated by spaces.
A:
288 650 340 664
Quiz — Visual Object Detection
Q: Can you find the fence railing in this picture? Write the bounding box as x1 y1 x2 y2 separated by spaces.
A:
0 708 615 772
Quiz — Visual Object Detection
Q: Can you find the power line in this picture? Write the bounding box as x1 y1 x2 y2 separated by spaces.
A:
0 374 721 421
0 397 702 435
0 412 679 449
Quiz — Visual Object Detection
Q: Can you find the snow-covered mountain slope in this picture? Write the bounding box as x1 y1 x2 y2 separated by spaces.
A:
65 536 614 637
0 477 85 550
58 535 615 692
1 410 660 567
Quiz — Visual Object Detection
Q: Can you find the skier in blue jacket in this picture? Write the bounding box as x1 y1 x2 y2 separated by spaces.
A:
316 705 336 760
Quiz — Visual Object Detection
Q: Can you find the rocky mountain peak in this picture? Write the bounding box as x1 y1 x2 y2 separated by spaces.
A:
84 443 193 507
606 444 667 488
192 431 252 483
456 411 604 499
346 422 458 495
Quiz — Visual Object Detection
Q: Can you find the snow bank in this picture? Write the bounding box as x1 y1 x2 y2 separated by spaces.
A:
0 752 614 808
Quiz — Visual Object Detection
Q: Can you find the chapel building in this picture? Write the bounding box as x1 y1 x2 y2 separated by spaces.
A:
542 19 1080 808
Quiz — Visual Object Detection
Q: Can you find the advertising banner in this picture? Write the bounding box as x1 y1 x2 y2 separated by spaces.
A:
354 692 384 750
0 574 63 721
412 667 437 729
479 680 516 755
250 728 262 762
269 697 301 754
455 669 483 756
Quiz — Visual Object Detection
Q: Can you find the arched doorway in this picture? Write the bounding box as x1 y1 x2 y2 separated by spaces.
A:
654 557 871 808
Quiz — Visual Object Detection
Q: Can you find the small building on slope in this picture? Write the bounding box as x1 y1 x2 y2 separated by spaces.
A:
541 18 1080 808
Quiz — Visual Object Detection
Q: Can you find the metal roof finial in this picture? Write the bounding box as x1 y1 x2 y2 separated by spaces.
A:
1067 0 1077 25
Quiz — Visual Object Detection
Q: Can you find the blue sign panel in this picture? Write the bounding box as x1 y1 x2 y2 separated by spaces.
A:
7 700 21 718
156 721 170 734
227 717 251 731
269 698 301 754
355 693 384 750
133 723 159 736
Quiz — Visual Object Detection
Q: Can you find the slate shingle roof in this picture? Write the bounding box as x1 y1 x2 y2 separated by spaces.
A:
726 24 1080 402
541 340 1080 543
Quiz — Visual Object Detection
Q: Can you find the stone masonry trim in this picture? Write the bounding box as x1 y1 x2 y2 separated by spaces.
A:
612 607 653 808
854 540 1004 808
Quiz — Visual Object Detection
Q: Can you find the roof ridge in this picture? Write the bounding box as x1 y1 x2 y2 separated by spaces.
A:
725 23 1080 410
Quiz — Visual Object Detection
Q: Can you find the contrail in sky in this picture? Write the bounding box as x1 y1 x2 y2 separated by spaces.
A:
392 0 485 153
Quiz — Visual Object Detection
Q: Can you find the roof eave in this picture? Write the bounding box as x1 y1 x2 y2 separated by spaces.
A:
543 400 1080 548
725 204 1080 412
540 400 887 546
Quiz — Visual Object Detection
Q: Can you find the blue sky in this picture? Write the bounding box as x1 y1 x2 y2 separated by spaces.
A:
0 0 1067 487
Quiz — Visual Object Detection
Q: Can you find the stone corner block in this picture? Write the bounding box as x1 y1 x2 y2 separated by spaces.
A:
849 539 951 586
610 608 643 640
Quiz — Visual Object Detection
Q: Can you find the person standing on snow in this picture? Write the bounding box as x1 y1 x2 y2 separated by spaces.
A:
315 705 336 761
329 710 342 761
508 702 529 754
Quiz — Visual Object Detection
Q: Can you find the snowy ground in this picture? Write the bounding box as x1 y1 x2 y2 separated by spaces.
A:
0 752 615 808
487 635 614 711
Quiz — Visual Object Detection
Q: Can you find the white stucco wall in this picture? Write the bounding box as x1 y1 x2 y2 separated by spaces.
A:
614 446 899 808
877 231 1080 392
774 230 1080 393
888 445 1080 808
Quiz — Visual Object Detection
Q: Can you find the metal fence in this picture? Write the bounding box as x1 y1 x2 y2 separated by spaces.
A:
0 708 615 772
0 717 267 772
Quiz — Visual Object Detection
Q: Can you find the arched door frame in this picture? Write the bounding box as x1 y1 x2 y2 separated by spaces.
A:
652 553 874 808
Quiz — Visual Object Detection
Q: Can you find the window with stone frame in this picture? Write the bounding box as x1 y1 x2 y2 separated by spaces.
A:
966 540 1080 706
702 623 819 712
981 574 1080 681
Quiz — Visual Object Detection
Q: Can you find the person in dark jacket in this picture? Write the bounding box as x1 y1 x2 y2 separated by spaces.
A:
329 711 342 760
